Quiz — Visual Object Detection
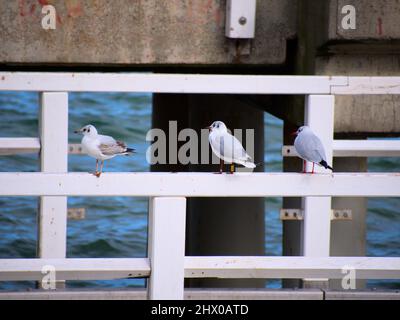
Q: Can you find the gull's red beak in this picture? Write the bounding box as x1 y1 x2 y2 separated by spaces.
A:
291 131 297 136
204 126 211 132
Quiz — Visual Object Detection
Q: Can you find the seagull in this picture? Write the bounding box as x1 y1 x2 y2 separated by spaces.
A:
293 126 333 174
207 121 256 174
74 124 135 177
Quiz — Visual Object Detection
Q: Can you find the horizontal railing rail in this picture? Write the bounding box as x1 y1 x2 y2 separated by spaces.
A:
0 72 399 95
0 172 400 197
1 257 399 281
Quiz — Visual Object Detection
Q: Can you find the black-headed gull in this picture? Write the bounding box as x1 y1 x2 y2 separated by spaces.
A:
207 120 256 174
74 124 135 177
293 125 333 174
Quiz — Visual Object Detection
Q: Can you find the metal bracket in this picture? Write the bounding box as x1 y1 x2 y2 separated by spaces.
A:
225 0 256 38
280 209 352 221
67 208 86 220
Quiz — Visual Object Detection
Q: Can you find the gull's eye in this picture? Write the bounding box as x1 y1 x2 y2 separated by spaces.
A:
87 128 90 133
217 124 220 128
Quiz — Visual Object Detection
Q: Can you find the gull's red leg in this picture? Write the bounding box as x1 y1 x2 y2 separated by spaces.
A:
302 160 306 173
96 161 104 178
93 159 99 176
312 162 315 174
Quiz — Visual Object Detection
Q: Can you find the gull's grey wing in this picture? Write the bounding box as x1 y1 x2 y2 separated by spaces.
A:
99 140 128 155
218 133 248 161
98 134 129 155
294 133 327 163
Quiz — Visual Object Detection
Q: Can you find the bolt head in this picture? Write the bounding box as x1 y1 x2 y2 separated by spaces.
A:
239 16 247 25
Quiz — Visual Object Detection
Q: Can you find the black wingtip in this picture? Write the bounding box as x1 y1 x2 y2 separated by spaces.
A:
126 148 136 154
320 160 333 171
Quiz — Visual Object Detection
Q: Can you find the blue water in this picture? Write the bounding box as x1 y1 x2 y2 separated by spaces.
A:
0 91 399 291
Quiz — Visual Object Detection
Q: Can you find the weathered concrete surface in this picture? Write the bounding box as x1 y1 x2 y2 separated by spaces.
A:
0 0 296 65
335 0 400 40
317 55 400 133
293 0 400 134
299 0 400 49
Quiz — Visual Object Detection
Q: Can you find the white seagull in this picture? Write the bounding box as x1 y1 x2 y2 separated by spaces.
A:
207 121 256 174
293 126 333 174
74 124 135 177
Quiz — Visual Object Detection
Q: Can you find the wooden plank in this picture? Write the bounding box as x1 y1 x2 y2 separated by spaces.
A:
333 140 400 157
0 258 150 281
0 141 87 156
0 172 400 197
0 138 40 155
331 77 400 95
184 256 400 279
302 95 334 284
0 72 347 94
38 92 69 289
148 197 186 300
283 140 400 157
38 93 68 261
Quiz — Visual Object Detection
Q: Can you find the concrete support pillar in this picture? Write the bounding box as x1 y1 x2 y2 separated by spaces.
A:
151 93 265 288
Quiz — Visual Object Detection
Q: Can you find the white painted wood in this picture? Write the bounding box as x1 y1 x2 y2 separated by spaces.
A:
225 0 257 38
283 140 400 157
1 73 399 95
302 95 334 283
147 197 186 300
331 77 400 94
38 93 68 265
1 172 400 197
0 72 348 94
333 140 400 157
0 256 398 282
0 258 150 281
0 138 40 155
184 256 400 279
0 141 87 156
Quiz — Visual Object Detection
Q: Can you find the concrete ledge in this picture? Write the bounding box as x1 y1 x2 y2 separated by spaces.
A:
2 288 399 300
324 289 400 300
0 288 323 300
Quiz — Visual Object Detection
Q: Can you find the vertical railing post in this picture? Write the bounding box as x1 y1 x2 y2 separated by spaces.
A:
147 197 186 300
38 92 68 289
302 95 334 288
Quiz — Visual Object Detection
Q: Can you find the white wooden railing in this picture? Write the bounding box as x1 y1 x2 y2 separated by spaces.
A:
0 73 400 299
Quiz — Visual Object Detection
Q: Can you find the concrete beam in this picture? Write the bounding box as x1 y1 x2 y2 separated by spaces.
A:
0 0 296 66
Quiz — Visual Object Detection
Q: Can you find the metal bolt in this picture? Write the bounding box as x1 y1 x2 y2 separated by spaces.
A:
334 212 339 218
293 212 297 218
239 16 247 25
343 212 348 218
285 212 289 217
